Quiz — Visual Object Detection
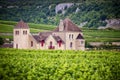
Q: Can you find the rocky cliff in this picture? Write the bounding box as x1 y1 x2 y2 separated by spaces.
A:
55 3 74 14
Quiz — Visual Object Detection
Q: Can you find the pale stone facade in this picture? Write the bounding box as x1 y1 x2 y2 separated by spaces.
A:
13 18 85 50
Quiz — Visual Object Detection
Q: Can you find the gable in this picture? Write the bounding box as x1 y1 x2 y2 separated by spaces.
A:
45 35 57 44
76 34 84 39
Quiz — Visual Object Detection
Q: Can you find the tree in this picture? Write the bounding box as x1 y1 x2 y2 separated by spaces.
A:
0 37 4 45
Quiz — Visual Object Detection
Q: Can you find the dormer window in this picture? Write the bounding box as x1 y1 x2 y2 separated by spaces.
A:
15 31 19 35
58 40 62 47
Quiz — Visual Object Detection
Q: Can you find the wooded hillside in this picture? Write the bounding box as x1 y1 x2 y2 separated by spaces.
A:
0 0 120 28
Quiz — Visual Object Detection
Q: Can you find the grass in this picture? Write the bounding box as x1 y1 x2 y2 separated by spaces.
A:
28 23 55 30
0 20 56 33
0 23 13 33
82 29 120 42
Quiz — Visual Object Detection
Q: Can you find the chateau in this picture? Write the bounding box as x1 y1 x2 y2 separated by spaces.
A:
13 18 85 50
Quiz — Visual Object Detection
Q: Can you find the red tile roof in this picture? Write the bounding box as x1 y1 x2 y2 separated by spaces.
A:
54 18 81 32
33 32 64 43
14 20 29 29
39 32 52 41
32 32 52 42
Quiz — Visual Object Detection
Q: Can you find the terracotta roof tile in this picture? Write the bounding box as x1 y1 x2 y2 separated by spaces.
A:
32 35 40 42
14 20 29 29
39 32 52 41
32 32 65 44
33 32 53 42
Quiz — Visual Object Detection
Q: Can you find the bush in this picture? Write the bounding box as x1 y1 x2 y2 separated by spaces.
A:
0 37 4 45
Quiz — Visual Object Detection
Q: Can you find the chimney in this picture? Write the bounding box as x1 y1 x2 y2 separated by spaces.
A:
59 19 64 31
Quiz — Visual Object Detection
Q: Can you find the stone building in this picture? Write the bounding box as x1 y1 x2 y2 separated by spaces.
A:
13 18 85 50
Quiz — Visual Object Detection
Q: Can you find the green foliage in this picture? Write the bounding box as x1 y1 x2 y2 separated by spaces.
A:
0 48 120 80
0 0 119 28
0 37 4 45
0 35 13 40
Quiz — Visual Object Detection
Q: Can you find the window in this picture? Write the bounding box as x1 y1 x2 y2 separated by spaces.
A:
58 40 62 47
50 41 52 46
23 30 27 35
25 31 27 34
15 31 19 35
69 34 71 39
31 41 33 47
70 42 73 48
49 41 55 49
72 34 73 39
81 41 84 44
69 34 73 40
41 40 44 47
23 31 25 34
16 44 18 48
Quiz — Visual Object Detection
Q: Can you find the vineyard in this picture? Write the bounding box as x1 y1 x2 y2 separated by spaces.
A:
0 48 120 80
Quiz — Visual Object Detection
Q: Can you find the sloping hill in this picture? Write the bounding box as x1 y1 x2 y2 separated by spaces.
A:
0 0 120 28
0 20 55 33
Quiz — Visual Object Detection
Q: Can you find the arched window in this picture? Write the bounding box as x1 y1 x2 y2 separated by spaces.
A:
70 42 73 48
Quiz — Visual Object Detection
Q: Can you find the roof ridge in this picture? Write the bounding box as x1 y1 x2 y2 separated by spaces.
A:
64 18 81 32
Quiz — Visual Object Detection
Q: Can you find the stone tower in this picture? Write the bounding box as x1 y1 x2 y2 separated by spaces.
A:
13 20 30 49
